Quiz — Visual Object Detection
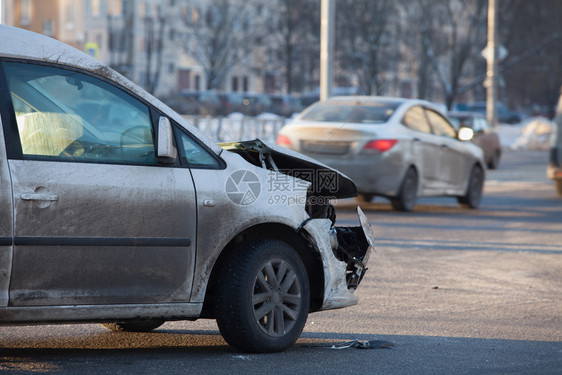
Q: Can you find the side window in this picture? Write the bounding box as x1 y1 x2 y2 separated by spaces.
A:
4 62 157 165
402 106 431 133
175 128 220 168
425 109 457 138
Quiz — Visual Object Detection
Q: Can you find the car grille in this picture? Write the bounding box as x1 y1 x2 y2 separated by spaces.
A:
301 140 351 155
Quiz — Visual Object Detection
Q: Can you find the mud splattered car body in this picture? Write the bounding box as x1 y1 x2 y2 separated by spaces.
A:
0 25 374 352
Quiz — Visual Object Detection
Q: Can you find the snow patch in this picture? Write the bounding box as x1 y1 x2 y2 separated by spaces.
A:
256 112 282 120
507 117 554 151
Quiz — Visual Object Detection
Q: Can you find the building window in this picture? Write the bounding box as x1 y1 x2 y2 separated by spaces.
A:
90 0 102 17
232 77 238 92
155 4 162 19
43 20 53 36
66 3 74 29
191 8 199 24
243 77 249 92
194 75 200 91
109 0 123 16
20 0 32 25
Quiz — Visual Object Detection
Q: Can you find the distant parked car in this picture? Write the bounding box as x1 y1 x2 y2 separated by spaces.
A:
217 92 244 116
547 88 562 196
448 111 502 169
277 96 486 211
168 90 220 116
299 87 360 108
270 94 303 117
463 102 521 124
196 91 220 116
241 92 272 116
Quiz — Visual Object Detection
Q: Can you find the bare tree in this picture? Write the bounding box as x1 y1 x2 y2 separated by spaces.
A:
107 2 168 95
274 0 320 93
278 0 297 93
401 0 486 108
500 0 562 117
143 14 166 94
337 0 397 95
107 1 135 78
183 0 250 90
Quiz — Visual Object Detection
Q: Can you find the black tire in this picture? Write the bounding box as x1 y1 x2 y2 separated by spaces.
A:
101 320 165 332
357 194 375 202
215 239 310 353
391 167 418 212
458 165 484 209
487 150 500 169
556 180 562 197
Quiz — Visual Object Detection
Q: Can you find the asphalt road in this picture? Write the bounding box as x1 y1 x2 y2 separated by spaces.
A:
1 149 561 374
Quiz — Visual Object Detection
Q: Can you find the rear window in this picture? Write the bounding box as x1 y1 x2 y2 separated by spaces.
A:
301 103 398 124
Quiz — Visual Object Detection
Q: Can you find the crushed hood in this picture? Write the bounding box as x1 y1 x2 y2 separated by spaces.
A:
220 139 358 199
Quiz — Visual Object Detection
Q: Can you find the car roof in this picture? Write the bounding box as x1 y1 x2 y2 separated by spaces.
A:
319 95 440 108
322 96 407 106
448 111 486 118
313 95 446 115
0 24 103 71
0 25 223 155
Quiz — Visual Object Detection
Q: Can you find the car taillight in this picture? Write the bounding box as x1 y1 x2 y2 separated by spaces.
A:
276 134 292 147
363 139 397 152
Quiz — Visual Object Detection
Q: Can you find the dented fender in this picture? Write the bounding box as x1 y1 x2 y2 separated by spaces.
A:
302 207 375 311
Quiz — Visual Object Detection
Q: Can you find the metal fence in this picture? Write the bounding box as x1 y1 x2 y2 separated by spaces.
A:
182 115 287 143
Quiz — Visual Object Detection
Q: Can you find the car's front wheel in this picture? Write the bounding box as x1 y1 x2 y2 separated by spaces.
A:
357 193 375 202
556 180 562 197
391 167 418 212
215 239 310 353
487 150 500 169
458 165 484 209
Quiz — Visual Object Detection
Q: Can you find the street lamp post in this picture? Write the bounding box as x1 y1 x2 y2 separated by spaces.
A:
320 0 334 101
485 0 498 127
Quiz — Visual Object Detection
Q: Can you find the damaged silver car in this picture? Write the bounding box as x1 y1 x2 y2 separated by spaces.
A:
0 25 374 352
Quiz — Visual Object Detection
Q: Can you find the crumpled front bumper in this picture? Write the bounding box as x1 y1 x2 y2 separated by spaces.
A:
303 207 375 310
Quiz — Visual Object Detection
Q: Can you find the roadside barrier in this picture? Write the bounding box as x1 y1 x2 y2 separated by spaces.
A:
182 115 286 143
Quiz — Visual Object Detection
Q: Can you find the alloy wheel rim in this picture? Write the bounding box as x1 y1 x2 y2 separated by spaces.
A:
252 259 302 337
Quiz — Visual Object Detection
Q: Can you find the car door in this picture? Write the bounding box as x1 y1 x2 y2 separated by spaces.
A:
472 117 493 162
424 109 470 191
0 61 197 306
401 105 441 193
0 113 13 308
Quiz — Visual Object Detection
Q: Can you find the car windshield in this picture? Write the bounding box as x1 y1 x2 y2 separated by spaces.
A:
301 103 398 124
449 117 460 128
448 117 471 129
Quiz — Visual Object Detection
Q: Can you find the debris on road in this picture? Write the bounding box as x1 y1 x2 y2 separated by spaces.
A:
330 339 395 350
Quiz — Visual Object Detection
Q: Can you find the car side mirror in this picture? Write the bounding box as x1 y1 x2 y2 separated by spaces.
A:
458 127 474 141
157 116 177 163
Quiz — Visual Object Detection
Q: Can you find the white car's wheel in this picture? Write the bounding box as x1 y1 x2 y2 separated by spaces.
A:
391 167 418 212
556 180 562 197
458 165 484 209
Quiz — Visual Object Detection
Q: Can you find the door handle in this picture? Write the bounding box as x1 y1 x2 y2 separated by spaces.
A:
203 199 216 207
21 193 59 201
440 144 449 149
